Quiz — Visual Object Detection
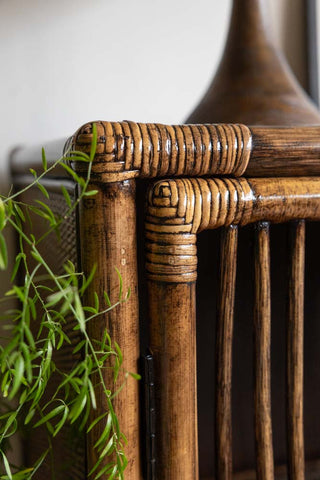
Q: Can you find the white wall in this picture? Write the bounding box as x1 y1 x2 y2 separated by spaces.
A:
0 0 229 176
0 0 309 182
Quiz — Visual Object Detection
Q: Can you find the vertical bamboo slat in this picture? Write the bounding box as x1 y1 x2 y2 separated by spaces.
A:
216 225 238 480
254 222 274 480
287 220 305 480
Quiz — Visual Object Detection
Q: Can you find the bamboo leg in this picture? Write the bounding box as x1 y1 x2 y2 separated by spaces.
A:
148 281 198 480
78 180 141 479
216 225 238 480
254 222 274 480
287 220 305 480
145 181 198 480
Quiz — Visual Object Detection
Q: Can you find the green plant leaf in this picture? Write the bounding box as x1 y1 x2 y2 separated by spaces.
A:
125 286 131 300
69 385 87 423
107 465 118 480
74 294 85 332
60 163 86 187
90 123 98 162
83 306 97 314
72 339 86 354
88 378 97 410
8 355 25 400
1 371 10 397
84 189 98 196
20 342 32 383
0 198 6 230
34 200 57 225
114 342 123 367
23 323 35 349
94 413 112 449
98 435 114 459
68 150 90 161
94 292 99 311
36 182 49 199
43 340 53 375
24 409 36 425
2 414 18 438
80 264 97 295
29 168 37 178
95 464 117 480
10 252 25 282
87 412 108 434
13 204 25 222
115 267 123 300
67 154 90 163
61 186 71 208
0 232 8 270
103 291 111 308
34 404 65 428
41 147 47 171
128 372 141 380
1 451 12 480
53 405 69 437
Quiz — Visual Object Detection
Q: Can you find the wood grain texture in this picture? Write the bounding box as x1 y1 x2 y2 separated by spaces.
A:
254 222 274 480
287 220 305 480
248 127 320 177
186 0 320 126
216 226 238 480
148 282 198 480
67 122 320 181
78 180 141 479
202 458 320 480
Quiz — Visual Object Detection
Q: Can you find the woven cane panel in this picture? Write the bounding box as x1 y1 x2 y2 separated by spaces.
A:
18 180 85 480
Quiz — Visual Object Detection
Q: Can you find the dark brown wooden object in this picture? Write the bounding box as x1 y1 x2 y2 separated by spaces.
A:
145 176 319 480
70 121 320 178
187 0 320 125
254 222 273 480
185 1 320 478
287 220 305 480
78 180 141 478
12 115 320 479
216 225 238 480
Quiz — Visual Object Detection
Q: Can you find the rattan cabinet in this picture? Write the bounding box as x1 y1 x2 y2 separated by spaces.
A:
10 121 320 480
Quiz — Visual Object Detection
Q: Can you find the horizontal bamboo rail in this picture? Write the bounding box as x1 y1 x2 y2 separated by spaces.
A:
66 121 320 181
146 176 320 283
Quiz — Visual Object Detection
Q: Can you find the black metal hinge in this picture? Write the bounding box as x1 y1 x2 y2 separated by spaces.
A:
143 353 156 480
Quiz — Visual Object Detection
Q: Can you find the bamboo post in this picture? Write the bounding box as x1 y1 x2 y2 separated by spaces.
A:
78 180 141 479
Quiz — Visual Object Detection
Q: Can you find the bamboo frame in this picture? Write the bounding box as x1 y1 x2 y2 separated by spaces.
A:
68 121 320 479
11 122 320 479
145 176 316 479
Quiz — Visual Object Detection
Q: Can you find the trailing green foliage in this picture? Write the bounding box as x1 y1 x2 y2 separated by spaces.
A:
0 125 134 479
